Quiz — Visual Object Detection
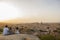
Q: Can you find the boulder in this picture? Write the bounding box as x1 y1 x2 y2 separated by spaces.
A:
0 34 40 40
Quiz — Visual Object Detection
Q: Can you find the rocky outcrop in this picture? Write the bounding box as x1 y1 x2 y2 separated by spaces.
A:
0 34 40 40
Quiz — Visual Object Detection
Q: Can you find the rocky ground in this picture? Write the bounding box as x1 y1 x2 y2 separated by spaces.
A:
0 34 40 40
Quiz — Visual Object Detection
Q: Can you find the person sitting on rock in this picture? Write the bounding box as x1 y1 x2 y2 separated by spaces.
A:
9 27 14 35
3 25 9 35
15 27 20 34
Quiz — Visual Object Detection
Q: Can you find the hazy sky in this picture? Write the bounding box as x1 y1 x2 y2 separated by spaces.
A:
0 0 60 23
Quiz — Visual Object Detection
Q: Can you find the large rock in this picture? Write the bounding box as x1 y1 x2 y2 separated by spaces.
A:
0 34 40 40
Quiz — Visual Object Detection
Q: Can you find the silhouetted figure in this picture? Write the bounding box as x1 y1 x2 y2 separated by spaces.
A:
47 27 51 34
3 25 9 35
15 27 20 34
9 27 14 35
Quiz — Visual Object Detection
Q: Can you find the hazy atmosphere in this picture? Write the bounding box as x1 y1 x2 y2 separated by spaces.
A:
0 0 60 23
0 0 60 40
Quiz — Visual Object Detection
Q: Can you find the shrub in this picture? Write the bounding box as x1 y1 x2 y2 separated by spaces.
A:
0 28 3 34
56 35 60 40
38 35 56 40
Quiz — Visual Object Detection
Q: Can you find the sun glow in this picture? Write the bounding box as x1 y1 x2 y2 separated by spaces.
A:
0 2 22 21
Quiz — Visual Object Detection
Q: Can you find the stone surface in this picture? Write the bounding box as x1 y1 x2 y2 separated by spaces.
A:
0 34 40 40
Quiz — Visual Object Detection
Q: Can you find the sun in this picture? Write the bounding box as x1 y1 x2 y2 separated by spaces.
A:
0 2 21 21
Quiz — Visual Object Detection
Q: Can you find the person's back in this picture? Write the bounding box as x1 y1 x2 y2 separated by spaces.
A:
15 30 20 34
9 27 14 35
15 27 20 34
3 25 9 35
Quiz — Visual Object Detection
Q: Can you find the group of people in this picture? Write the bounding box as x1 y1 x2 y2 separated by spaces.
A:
3 25 20 35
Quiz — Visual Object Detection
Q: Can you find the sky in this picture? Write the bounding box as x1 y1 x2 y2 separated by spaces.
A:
0 0 60 23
